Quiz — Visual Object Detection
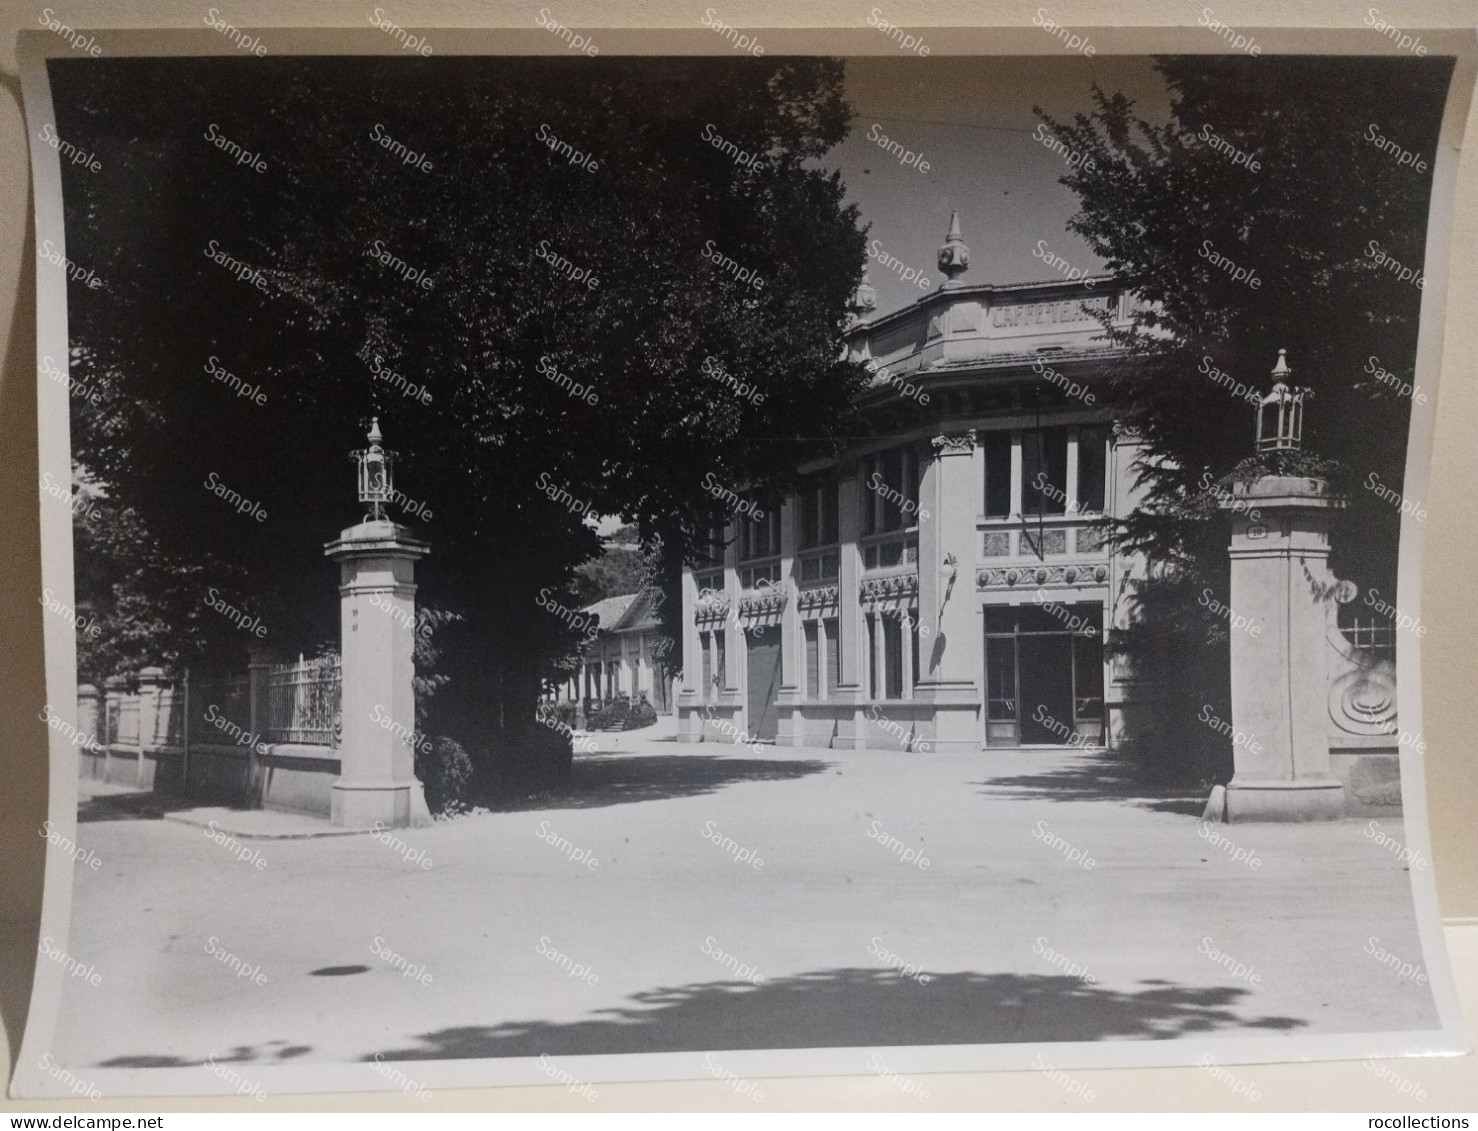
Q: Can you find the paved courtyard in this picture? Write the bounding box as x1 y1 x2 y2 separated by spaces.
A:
50 738 1438 1070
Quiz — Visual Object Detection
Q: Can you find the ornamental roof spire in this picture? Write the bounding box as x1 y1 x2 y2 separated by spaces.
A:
849 265 878 322
937 210 970 288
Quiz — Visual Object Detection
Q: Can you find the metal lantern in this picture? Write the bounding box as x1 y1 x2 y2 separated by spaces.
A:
353 416 396 521
1256 349 1311 453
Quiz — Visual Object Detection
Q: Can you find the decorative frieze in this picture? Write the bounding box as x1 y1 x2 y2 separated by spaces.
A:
860 572 920 605
738 590 788 618
695 587 732 625
795 584 840 612
976 562 1109 589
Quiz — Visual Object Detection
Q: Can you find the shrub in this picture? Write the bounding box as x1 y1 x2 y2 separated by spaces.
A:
541 700 578 730
416 736 475 815
587 696 657 731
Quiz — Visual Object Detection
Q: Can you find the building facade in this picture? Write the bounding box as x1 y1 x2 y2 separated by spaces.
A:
677 218 1152 753
550 589 675 715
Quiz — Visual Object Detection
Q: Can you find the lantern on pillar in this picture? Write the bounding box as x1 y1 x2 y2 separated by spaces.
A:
1256 349 1312 453
353 416 396 521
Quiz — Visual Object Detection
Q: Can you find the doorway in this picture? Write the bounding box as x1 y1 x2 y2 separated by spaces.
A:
1018 633 1075 743
745 624 782 742
984 603 1104 747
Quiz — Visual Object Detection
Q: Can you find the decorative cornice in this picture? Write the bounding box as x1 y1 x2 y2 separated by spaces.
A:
861 572 920 603
795 584 840 611
739 590 788 617
976 562 1109 589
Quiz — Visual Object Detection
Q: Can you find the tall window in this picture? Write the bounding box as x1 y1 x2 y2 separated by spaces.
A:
1022 427 1069 516
738 507 781 588
868 613 913 700
695 519 727 592
863 445 919 535
1076 426 1108 513
700 629 727 700
738 508 780 561
804 617 840 699
983 431 1012 518
799 473 839 549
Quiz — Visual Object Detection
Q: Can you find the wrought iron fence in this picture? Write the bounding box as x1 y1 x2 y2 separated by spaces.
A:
267 654 341 747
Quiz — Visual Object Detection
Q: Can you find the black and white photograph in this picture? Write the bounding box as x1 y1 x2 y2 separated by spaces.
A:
11 6 1472 1108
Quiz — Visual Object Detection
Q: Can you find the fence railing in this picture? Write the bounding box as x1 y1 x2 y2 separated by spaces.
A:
89 658 342 754
267 654 341 747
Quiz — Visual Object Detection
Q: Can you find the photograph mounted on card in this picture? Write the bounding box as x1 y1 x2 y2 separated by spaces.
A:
11 13 1472 1103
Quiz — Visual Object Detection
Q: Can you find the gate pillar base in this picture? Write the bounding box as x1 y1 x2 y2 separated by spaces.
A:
1225 777 1345 823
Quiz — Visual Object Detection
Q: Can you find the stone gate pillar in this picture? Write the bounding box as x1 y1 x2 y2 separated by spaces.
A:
1219 353 1345 822
325 519 432 828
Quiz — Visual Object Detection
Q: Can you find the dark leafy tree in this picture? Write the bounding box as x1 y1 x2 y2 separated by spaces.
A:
1037 55 1451 780
52 55 868 785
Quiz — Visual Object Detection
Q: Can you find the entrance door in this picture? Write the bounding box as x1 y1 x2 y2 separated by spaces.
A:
1017 633 1074 744
984 604 1105 747
745 625 782 742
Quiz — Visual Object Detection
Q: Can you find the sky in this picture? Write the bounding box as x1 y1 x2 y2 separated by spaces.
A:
823 55 1170 315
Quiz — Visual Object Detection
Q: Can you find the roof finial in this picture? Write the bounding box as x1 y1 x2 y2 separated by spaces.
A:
850 265 878 321
1270 348 1291 383
367 416 383 446
937 210 970 288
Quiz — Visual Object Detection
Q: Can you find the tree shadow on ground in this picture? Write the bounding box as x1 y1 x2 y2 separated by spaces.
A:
366 967 1305 1060
975 752 1207 816
76 789 238 824
98 1038 313 1069
487 752 833 813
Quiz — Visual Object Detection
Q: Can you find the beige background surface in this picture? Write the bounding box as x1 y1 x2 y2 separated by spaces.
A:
1 0 1475 1112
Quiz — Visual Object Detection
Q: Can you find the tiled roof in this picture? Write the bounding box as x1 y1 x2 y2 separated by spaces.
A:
580 593 638 631
579 588 664 634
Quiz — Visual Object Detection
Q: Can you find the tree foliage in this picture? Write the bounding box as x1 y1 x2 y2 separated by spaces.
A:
52 55 868 760
1037 56 1451 777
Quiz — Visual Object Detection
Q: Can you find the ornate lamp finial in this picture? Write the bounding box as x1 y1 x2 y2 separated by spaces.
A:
354 416 397 522
1256 349 1311 453
937 210 970 287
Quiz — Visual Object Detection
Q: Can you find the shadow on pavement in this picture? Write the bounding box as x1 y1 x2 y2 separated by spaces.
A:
489 752 834 812
366 967 1305 1060
975 752 1207 816
98 1038 313 1069
76 789 240 824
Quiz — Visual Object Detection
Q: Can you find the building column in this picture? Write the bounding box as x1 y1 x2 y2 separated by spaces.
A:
722 523 742 699
863 609 874 697
324 519 432 829
778 495 800 695
679 568 700 698
1220 476 1345 822
836 463 864 692
901 614 914 700
915 431 983 750
816 617 828 700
